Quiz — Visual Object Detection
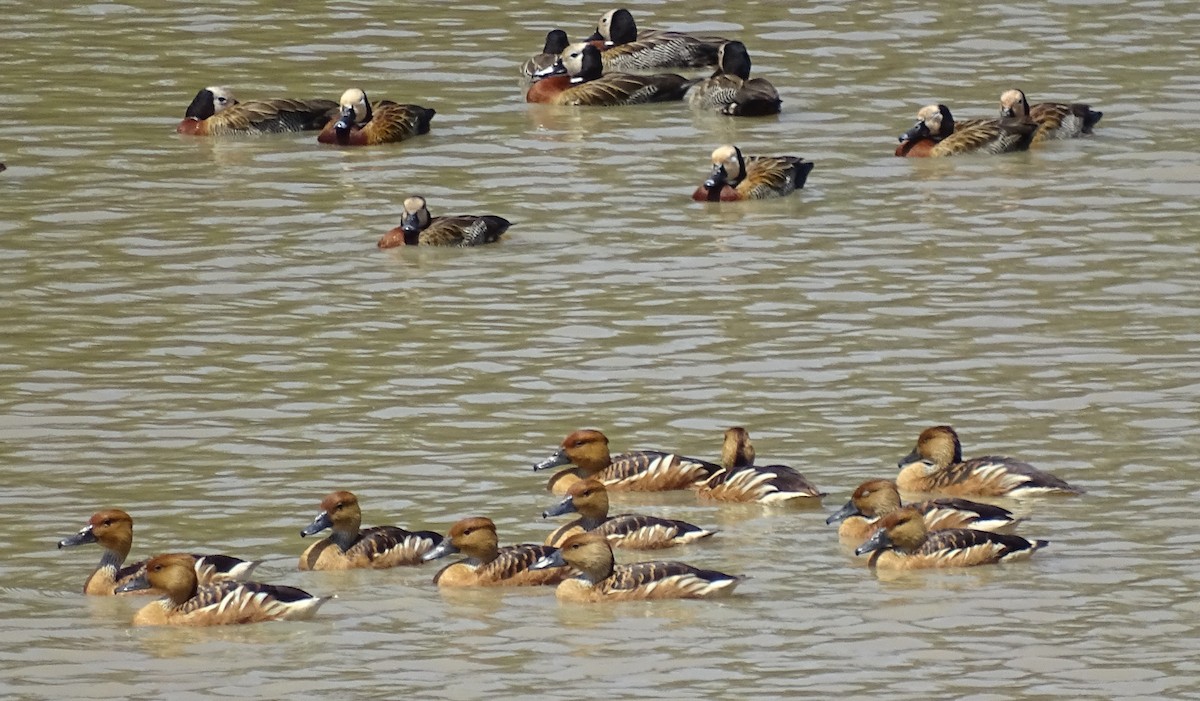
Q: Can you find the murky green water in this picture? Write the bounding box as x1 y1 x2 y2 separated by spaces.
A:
2 1 1199 698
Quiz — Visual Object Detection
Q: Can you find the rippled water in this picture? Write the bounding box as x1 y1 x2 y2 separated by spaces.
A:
2 0 1199 698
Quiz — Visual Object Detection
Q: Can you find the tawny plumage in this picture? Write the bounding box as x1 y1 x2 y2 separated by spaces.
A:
317 88 435 146
999 88 1102 143
588 8 726 70
115 553 329 626
530 533 742 602
422 517 569 587
377 196 510 248
526 43 696 106
521 29 572 79
854 508 1048 570
688 41 781 117
533 429 721 495
693 144 813 202
298 490 442 571
697 427 824 504
897 425 1084 497
895 103 1038 157
826 479 1023 543
543 478 715 549
176 86 338 135
57 509 260 595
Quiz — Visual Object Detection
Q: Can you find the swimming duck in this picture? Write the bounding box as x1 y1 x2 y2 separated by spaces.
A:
692 144 813 202
317 88 435 146
854 507 1048 569
57 509 260 596
530 532 742 602
176 86 338 136
421 517 568 587
521 29 573 79
526 43 697 106
298 490 443 571
115 553 330 626
999 88 1102 143
534 429 722 495
826 479 1023 543
897 425 1084 497
697 427 824 504
377 196 511 248
588 8 726 71
895 103 1038 157
543 478 715 549
688 41 781 117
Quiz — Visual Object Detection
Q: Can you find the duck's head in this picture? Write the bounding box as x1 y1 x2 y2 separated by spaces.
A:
899 104 953 143
336 88 372 135
560 42 604 82
184 86 237 120
544 478 610 519
534 429 612 472
590 8 637 45
999 88 1032 119
899 425 962 469
531 532 613 581
826 479 901 525
721 426 755 470
301 490 362 537
717 41 752 80
58 509 134 556
422 517 498 562
854 507 927 556
541 29 570 55
705 144 746 192
401 196 432 236
114 553 199 603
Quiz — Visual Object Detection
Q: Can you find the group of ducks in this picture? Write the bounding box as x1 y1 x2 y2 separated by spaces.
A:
58 424 1082 627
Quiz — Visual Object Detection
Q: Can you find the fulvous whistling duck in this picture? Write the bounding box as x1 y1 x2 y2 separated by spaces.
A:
317 88 435 146
530 532 743 602
533 429 721 495
897 425 1084 497
825 479 1023 543
298 491 442 570
176 86 338 135
115 553 330 625
999 88 1102 143
377 196 511 248
421 517 568 587
526 43 697 106
895 103 1038 157
688 41 781 117
692 144 814 202
697 427 824 504
854 508 1048 570
57 509 259 595
543 478 716 549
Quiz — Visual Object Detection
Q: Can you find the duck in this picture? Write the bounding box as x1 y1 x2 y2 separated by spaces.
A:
895 103 1038 157
526 43 697 106
825 479 1023 543
688 41 781 117
377 196 511 248
697 427 824 504
114 553 330 625
57 509 260 596
999 88 1102 143
897 425 1084 497
533 429 722 495
692 144 814 202
543 478 715 549
317 88 435 146
854 508 1048 570
176 86 338 136
521 29 573 79
530 532 742 602
421 517 568 587
298 490 443 570
587 8 727 71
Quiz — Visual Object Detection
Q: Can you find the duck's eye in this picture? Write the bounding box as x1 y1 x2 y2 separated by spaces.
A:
102 519 112 526
216 96 229 105
572 440 586 448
